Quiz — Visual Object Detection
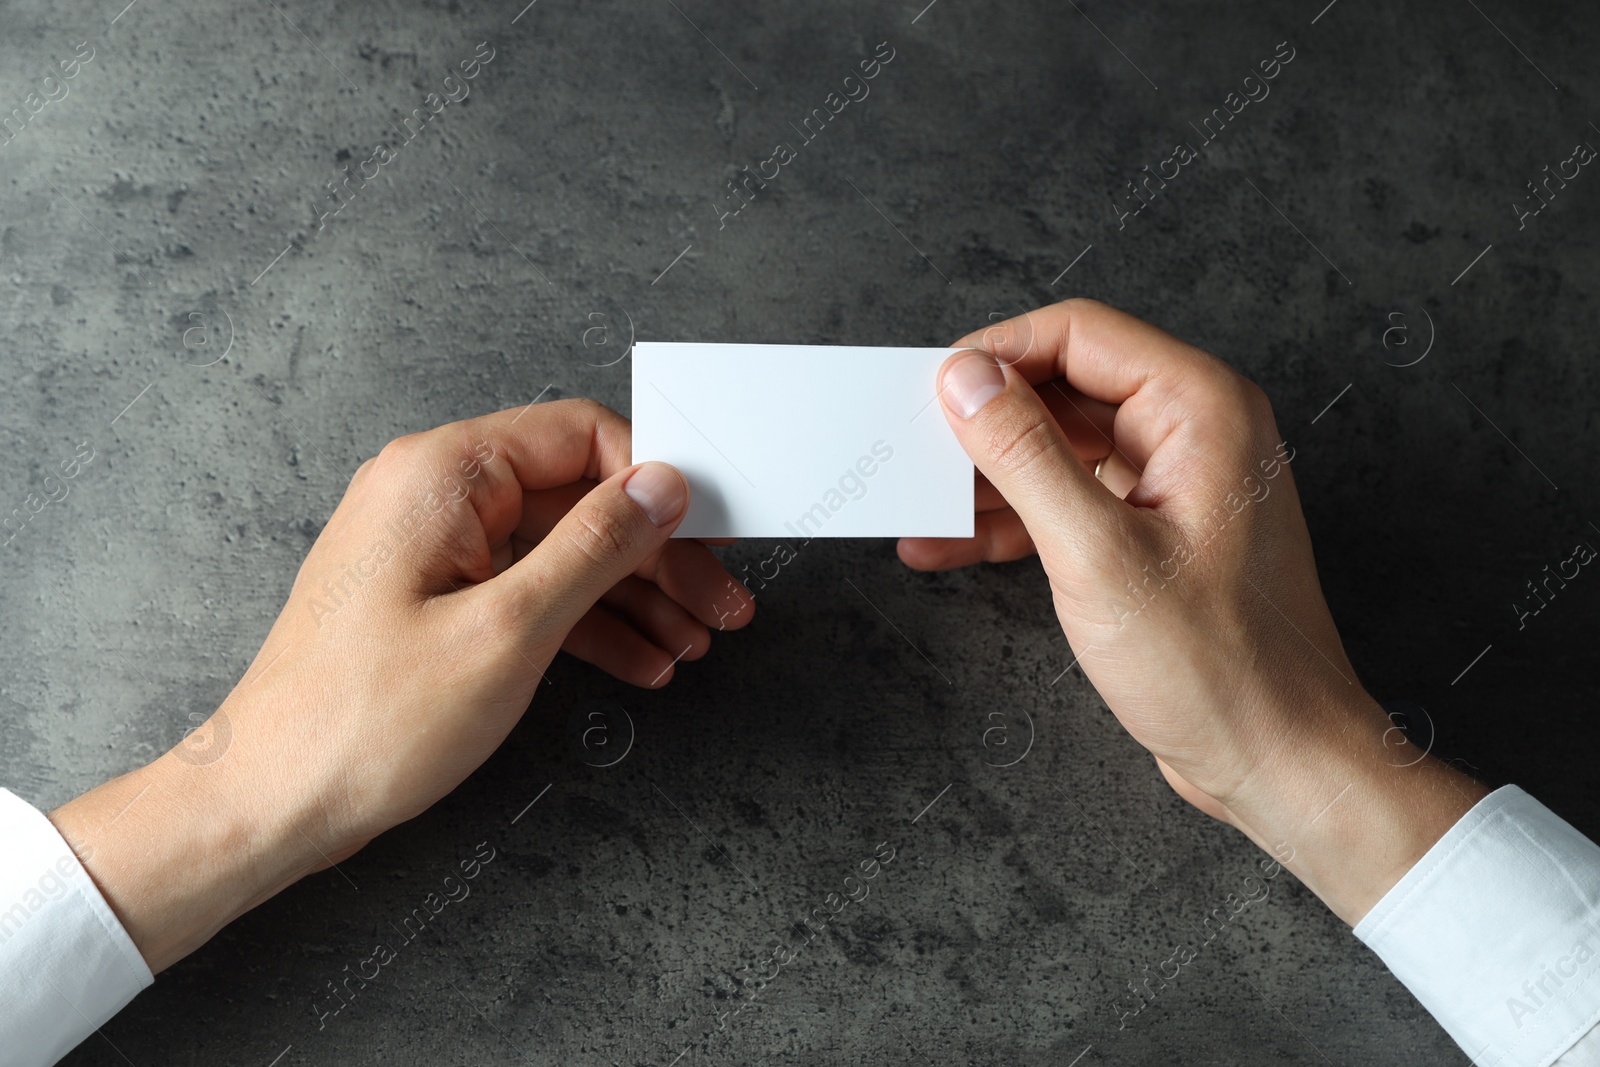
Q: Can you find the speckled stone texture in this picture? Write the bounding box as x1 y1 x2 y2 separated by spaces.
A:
3 0 1598 1062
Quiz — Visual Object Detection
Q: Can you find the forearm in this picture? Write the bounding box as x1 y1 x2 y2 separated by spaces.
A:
1220 689 1489 926
47 731 318 974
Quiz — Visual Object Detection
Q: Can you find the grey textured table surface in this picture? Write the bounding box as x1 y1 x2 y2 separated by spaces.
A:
4 0 1598 1063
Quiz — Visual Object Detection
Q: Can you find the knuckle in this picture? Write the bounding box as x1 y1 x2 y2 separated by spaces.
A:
1183 363 1263 425
556 396 608 420
987 415 1064 480
1236 375 1273 417
587 397 628 433
549 396 627 442
1058 296 1107 316
569 503 636 564
375 433 424 470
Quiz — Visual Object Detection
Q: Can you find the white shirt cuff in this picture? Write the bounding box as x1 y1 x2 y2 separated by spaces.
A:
1355 784 1600 1067
0 787 154 1067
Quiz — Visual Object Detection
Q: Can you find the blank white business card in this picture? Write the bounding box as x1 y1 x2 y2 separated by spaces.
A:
631 343 974 538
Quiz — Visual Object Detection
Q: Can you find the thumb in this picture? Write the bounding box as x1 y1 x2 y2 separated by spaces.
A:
938 349 1117 556
500 461 689 649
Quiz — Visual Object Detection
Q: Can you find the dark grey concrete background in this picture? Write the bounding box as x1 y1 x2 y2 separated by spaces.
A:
3 0 1598 1062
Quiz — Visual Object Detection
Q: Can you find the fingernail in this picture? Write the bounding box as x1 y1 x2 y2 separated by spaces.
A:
943 351 1006 419
624 462 687 527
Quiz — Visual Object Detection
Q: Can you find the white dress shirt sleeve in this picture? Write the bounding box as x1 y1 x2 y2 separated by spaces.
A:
1355 784 1600 1067
7 781 1600 1067
0 787 153 1067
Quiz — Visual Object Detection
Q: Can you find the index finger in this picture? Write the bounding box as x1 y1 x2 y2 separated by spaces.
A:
951 299 1266 484
434 401 753 628
425 396 635 492
446 400 738 549
951 298 1237 407
372 398 637 567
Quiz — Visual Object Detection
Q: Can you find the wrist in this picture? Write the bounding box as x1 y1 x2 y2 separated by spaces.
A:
49 710 326 973
1219 689 1489 925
